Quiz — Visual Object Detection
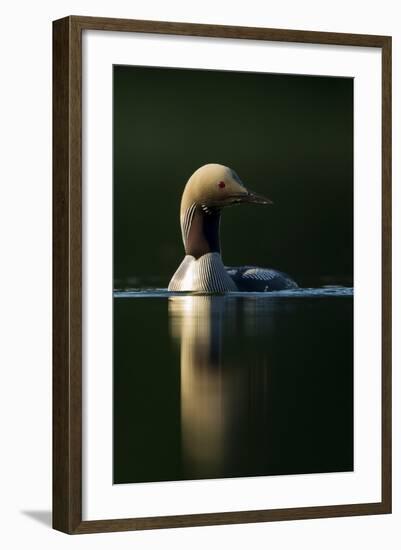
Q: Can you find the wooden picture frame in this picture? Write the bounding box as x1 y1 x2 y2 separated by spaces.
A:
53 15 392 534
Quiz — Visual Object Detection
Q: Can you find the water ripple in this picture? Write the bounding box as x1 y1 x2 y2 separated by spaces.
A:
114 286 353 298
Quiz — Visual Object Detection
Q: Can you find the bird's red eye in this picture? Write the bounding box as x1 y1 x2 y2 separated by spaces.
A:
218 181 226 188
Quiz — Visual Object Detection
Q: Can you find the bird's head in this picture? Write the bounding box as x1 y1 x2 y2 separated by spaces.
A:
181 163 272 213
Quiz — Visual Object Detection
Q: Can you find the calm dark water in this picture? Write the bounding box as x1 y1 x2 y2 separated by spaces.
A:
113 289 353 484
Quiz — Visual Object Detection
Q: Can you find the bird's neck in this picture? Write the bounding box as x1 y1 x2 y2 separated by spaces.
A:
181 204 221 259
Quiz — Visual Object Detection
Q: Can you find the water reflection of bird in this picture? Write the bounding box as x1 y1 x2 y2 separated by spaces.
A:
169 294 272 479
169 296 227 474
168 164 297 292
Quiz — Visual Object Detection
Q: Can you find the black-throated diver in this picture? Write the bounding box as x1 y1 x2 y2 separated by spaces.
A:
168 164 297 292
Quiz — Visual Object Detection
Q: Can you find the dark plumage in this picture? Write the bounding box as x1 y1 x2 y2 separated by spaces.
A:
226 266 298 292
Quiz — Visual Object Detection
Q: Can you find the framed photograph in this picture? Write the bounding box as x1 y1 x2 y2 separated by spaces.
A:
53 16 392 534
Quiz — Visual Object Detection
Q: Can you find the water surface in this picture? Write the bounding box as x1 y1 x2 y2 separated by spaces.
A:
113 288 353 484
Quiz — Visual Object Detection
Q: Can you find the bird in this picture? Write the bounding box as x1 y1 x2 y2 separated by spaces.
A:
168 163 298 292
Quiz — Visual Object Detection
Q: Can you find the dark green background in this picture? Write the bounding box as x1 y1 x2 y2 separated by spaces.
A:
114 66 353 288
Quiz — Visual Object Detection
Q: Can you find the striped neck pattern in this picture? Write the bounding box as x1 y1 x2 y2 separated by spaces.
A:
180 203 221 259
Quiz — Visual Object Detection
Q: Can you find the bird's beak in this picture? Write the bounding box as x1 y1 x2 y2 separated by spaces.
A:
243 190 273 205
229 190 273 205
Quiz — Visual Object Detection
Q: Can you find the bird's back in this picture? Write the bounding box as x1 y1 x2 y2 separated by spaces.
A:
225 266 298 292
168 255 297 292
